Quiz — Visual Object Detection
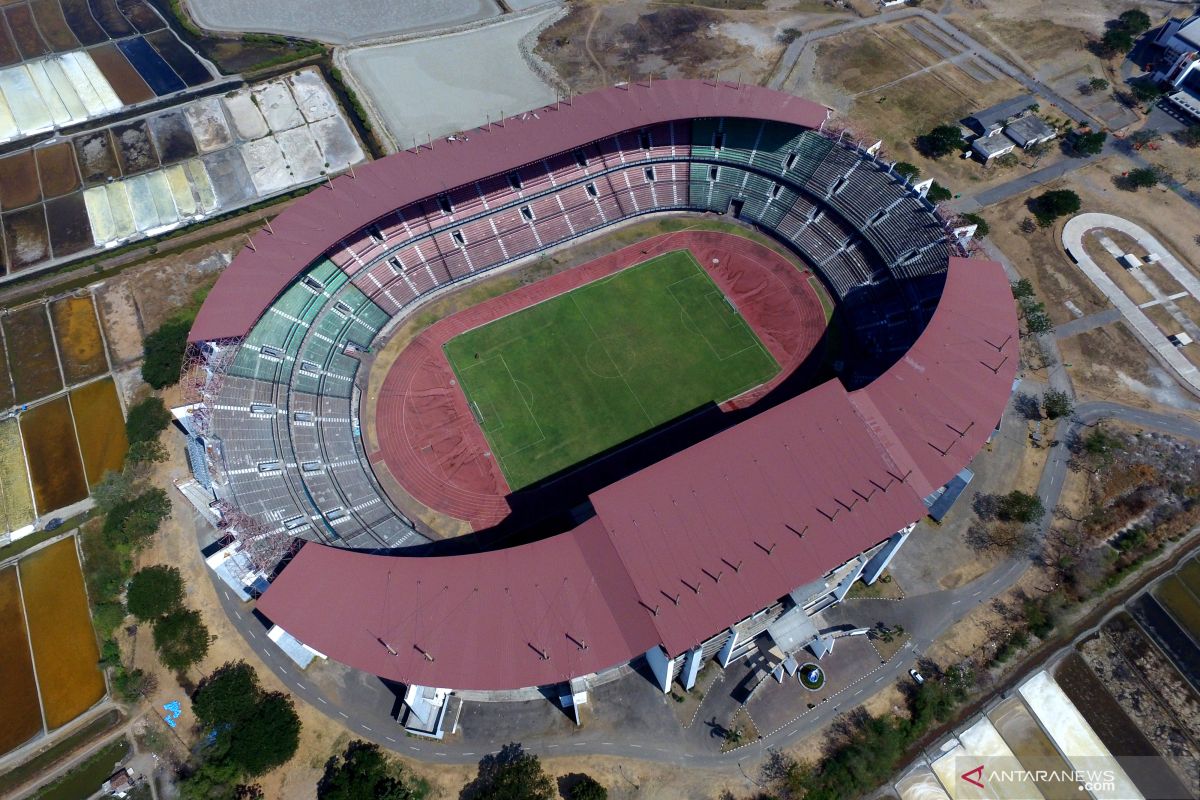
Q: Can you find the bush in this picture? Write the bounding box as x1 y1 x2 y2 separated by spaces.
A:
893 161 920 181
1029 189 1081 226
103 488 172 549
927 182 952 203
1123 167 1161 189
142 318 191 389
1099 26 1134 56
567 776 607 800
916 124 963 158
93 602 127 638
126 397 172 445
153 608 210 671
127 565 185 621
961 212 989 238
1178 125 1200 148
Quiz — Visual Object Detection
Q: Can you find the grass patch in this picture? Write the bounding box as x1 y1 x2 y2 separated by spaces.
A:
444 250 778 488
32 736 129 800
0 709 122 796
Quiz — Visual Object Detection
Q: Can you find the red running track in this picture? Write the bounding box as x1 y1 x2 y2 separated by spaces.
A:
368 230 828 531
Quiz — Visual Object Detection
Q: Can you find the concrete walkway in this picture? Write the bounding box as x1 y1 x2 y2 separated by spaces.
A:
1054 308 1122 339
1061 213 1200 395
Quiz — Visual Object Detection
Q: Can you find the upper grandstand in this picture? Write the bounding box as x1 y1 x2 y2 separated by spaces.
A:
185 80 1017 691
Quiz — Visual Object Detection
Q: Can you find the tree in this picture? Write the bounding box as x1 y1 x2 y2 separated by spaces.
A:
1123 166 1161 189
318 740 421 800
92 469 135 514
1130 79 1163 103
926 182 952 203
1178 124 1200 148
1099 26 1134 56
1129 128 1161 149
1083 77 1109 94
127 565 185 621
1117 9 1151 34
1011 278 1035 300
104 487 172 549
461 744 554 800
191 662 302 778
1029 189 1081 226
1070 130 1107 156
142 317 191 389
127 439 170 466
566 775 608 800
996 490 1045 524
916 124 963 158
126 397 173 444
1042 388 1074 420
153 608 210 671
893 161 920 181
960 212 989 238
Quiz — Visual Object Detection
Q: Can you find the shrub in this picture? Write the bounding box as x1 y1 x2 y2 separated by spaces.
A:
960 212 989 238
318 740 424 800
1042 388 1074 419
142 318 191 389
127 565 185 621
567 776 608 800
153 608 210 671
893 161 920 180
996 490 1045 524
1178 125 1200 148
1070 130 1107 156
1123 167 1161 189
103 488 172 549
926 182 952 203
1117 9 1151 34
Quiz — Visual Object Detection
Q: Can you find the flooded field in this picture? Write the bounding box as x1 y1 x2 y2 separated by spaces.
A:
70 378 125 485
3 303 62 403
0 148 40 209
35 141 80 197
1130 593 1200 689
18 537 104 729
44 191 92 257
19 396 87 514
0 565 42 755
3 203 51 270
1153 575 1200 640
988 695 1087 800
0 418 35 533
1180 556 1200 593
49 295 108 384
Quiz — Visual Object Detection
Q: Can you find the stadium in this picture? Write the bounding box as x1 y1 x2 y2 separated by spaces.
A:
185 80 1017 731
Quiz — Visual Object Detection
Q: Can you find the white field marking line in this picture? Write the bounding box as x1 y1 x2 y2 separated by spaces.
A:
667 269 771 367
487 352 547 462
569 293 655 427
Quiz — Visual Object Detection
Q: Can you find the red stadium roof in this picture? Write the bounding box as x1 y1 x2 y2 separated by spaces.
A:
256 258 1018 690
189 80 830 343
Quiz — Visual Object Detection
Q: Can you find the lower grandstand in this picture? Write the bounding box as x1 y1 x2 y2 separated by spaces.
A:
183 81 1015 712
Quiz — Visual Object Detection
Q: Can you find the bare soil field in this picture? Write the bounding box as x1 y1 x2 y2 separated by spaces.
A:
0 417 35 532
19 396 87 514
3 302 63 404
0 565 42 755
69 378 126 486
18 536 105 730
49 294 108 385
537 0 842 94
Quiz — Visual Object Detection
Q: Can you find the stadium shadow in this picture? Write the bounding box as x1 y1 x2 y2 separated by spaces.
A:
392 266 946 557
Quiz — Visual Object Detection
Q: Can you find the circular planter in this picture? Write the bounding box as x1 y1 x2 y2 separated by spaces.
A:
799 663 825 691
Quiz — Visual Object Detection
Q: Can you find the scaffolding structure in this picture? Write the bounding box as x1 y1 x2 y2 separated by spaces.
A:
213 499 297 576
179 340 239 437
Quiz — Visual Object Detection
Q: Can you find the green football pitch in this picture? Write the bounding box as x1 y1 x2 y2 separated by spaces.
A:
443 250 780 489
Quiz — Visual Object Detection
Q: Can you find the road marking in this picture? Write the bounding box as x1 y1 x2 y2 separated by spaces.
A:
295 682 306 690
602 742 613 746
386 736 397 743
410 746 420 751
463 752 474 756
278 665 288 674
338 711 349 719
630 744 642 748
361 725 372 732
574 742 585 746
233 610 242 619
223 590 230 600
547 744 558 749
317 697 327 704
436 752 447 756
952 599 962 605
248 630 256 639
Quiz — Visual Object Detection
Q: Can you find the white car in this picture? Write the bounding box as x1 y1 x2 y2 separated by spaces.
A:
909 669 925 685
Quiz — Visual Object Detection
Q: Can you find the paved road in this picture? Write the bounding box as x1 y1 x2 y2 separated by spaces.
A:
1054 308 1122 339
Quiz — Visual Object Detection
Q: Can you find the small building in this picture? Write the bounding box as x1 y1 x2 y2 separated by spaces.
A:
971 130 1017 161
1120 253 1143 270
1169 332 1194 348
1003 113 1057 149
400 685 461 739
1152 15 1200 120
963 94 1037 137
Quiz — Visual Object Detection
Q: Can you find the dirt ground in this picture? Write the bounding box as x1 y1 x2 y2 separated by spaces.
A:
536 0 849 94
94 244 232 368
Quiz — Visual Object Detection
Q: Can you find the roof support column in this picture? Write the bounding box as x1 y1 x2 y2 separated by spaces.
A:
681 646 704 691
861 523 915 585
716 627 739 668
644 646 677 694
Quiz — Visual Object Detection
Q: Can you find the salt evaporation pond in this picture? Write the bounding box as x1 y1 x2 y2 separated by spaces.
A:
959 717 1044 800
897 766 953 800
105 182 137 239
1018 671 1142 800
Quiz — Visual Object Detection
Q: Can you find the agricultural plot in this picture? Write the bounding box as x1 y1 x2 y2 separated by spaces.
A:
19 396 87 514
3 303 62 403
18 537 104 730
0 418 35 533
1153 575 1200 644
444 251 779 489
69 378 126 485
49 295 108 384
0 565 42 756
